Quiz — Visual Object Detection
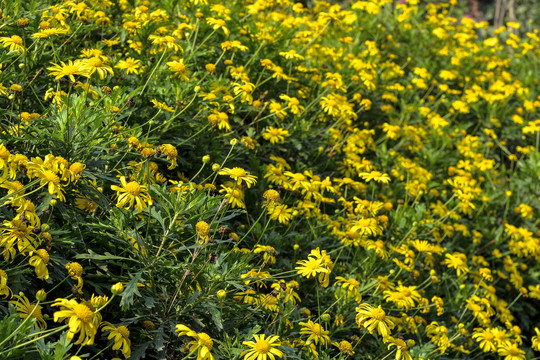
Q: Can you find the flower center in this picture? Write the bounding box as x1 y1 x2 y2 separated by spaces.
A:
229 168 247 178
36 249 50 263
43 170 59 184
125 181 141 195
372 308 386 320
12 35 23 45
198 333 213 349
87 57 102 67
117 326 130 339
254 339 271 354
311 323 323 335
63 65 79 75
73 303 93 323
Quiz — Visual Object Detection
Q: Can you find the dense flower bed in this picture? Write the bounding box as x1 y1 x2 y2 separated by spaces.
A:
0 0 539 359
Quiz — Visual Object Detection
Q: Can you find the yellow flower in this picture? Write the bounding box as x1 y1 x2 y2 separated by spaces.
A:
52 298 100 345
0 269 12 298
219 182 246 208
359 171 391 184
29 249 50 279
160 144 178 169
262 127 290 144
266 204 293 225
47 60 91 83
334 340 355 355
295 248 333 286
83 57 114 79
167 59 189 81
383 284 421 310
385 337 413 360
299 320 331 345
102 322 131 359
175 324 214 360
218 167 257 188
472 327 497 353
150 99 175 112
532 328 540 351
9 294 47 329
442 252 469 276
115 57 143 75
31 28 69 39
0 35 25 53
355 303 395 337
242 334 284 360
497 342 526 360
111 176 152 213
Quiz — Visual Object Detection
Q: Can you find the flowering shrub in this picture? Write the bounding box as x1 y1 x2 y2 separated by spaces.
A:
0 0 539 360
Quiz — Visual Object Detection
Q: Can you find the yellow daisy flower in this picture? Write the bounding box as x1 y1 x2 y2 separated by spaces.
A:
52 298 101 345
102 322 131 359
175 324 214 360
110 176 153 213
242 334 284 360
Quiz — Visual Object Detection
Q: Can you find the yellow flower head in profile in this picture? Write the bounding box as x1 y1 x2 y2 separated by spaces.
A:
102 322 131 359
0 35 25 53
218 167 257 188
0 270 13 298
111 176 153 213
47 60 92 83
385 336 413 360
9 294 47 329
359 171 391 184
52 298 100 345
176 324 214 360
29 249 50 279
242 334 284 360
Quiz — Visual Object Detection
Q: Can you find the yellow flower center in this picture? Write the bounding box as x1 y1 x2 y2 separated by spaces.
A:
87 57 102 67
171 63 186 72
395 339 407 349
198 333 213 349
73 303 93 323
254 339 271 354
229 168 247 178
508 347 519 356
484 333 494 341
453 258 463 267
311 323 323 335
117 326 130 339
371 308 386 320
36 249 50 263
125 181 141 195
401 288 411 297
11 35 23 45
63 65 80 75
43 170 59 184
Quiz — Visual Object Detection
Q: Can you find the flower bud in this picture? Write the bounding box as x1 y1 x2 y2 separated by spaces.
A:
36 289 47 301
111 282 124 295
217 290 226 300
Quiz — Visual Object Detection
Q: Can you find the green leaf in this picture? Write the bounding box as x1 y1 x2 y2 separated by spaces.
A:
207 303 223 331
120 271 144 310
